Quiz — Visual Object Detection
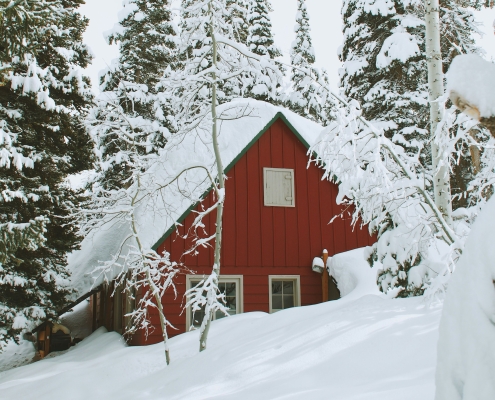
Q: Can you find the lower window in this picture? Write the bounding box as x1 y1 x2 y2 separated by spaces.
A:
186 275 243 330
269 275 301 313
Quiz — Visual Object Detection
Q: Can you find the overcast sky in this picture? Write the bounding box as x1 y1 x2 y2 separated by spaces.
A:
78 0 495 93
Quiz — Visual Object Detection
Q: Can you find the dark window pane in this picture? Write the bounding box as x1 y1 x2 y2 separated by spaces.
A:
225 296 236 311
272 281 282 294
225 283 236 297
283 295 294 309
191 279 239 325
272 295 283 310
283 281 294 294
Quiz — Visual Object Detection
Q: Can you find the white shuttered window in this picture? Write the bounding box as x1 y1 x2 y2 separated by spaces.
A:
263 168 295 207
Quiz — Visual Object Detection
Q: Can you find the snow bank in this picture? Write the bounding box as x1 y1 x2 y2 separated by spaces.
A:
328 247 383 300
435 196 495 400
68 99 323 296
0 338 35 373
447 54 495 118
0 295 441 400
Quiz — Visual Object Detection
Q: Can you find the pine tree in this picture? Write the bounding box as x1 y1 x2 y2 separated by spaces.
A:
244 0 283 102
246 0 281 58
93 0 177 191
227 0 249 44
339 0 482 297
0 0 93 347
287 0 334 125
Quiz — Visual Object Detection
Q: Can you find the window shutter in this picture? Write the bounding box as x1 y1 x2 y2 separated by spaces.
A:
264 168 295 207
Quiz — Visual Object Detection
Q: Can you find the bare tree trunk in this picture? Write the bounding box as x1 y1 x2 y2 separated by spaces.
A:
132 176 171 365
425 0 452 226
469 130 481 175
199 1 225 352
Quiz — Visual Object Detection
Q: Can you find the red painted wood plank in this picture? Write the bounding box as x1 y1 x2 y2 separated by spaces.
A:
247 140 262 267
259 127 274 267
271 121 286 267
223 168 236 267
270 119 285 167
235 154 249 267
306 158 323 258
283 125 299 267
294 138 312 267
318 175 335 255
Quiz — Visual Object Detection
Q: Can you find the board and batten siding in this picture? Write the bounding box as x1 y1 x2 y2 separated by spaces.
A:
134 118 375 345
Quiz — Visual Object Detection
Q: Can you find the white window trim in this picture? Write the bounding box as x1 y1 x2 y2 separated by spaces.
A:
185 275 244 332
268 275 301 313
263 167 296 207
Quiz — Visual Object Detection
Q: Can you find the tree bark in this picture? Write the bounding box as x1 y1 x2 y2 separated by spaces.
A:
199 0 225 352
132 176 171 365
424 0 452 226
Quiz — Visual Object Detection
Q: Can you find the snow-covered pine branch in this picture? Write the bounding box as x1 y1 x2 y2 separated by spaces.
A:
285 0 335 125
0 0 93 349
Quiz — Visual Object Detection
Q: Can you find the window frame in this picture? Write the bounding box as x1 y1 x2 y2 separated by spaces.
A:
185 275 244 331
263 167 296 207
268 275 301 313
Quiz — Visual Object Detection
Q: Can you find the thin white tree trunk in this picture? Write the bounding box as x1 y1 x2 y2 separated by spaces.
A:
199 0 225 352
424 0 452 225
131 176 171 365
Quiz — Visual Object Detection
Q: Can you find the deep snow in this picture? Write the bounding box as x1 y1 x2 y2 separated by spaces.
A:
0 248 441 400
435 196 495 399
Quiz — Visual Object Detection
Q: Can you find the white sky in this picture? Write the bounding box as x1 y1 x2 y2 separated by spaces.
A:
78 0 495 93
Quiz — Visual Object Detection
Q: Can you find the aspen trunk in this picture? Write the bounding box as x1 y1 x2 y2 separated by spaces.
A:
199 1 225 352
424 0 452 226
469 130 481 175
131 177 171 364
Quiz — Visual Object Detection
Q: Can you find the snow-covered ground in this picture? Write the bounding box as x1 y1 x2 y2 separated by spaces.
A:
0 249 441 400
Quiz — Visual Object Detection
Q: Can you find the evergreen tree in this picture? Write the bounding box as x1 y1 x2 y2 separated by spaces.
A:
0 0 93 347
244 0 283 102
92 0 178 192
339 0 482 297
246 0 281 58
227 0 250 44
287 0 334 125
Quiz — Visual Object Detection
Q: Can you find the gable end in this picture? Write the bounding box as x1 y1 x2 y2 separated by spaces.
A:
151 113 313 251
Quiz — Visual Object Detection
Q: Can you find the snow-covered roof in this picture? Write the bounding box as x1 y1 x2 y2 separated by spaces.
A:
68 99 323 296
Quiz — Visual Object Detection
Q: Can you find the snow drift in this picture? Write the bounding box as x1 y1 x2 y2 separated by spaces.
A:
435 196 495 399
0 248 441 399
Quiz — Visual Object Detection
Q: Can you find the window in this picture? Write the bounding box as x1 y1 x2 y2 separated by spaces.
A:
264 168 295 207
269 275 301 313
186 275 243 331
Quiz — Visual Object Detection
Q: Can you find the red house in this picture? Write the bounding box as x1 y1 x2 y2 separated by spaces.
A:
67 100 375 346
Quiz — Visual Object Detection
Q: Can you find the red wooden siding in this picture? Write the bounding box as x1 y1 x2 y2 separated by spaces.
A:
136 118 375 345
